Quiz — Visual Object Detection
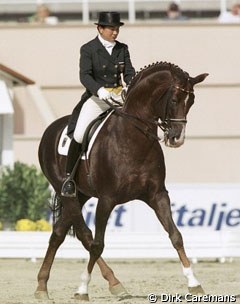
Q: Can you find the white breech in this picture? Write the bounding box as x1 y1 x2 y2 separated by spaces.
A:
73 96 111 143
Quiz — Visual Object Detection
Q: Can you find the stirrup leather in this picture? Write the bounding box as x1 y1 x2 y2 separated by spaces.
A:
61 176 77 197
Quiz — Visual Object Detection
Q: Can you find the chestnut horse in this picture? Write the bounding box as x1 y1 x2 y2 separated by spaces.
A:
35 62 208 300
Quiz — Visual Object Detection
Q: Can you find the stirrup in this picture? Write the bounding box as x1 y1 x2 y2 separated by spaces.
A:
61 176 77 197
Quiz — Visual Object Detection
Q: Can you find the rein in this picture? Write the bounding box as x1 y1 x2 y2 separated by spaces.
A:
103 98 161 141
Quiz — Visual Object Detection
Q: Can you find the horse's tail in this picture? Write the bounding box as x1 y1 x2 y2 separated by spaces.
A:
49 191 76 237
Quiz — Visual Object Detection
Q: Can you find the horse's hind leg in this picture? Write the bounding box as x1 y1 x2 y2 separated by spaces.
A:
74 257 129 301
97 258 129 297
149 190 205 295
75 198 130 300
34 217 72 299
72 201 128 300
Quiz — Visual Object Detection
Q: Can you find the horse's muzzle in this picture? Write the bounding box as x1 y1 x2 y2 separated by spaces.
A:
164 124 186 148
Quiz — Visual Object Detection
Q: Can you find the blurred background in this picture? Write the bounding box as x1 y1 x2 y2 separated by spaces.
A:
0 0 239 260
0 0 239 23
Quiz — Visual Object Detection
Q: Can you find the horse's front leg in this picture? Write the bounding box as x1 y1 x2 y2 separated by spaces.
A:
34 217 72 299
149 190 205 295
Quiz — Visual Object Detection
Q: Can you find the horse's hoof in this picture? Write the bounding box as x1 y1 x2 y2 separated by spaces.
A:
34 290 50 300
109 283 131 298
188 285 205 295
74 293 89 301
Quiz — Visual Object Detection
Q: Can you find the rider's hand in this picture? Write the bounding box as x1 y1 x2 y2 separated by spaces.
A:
97 87 111 100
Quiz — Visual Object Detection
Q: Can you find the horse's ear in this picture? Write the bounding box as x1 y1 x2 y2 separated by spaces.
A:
191 73 209 85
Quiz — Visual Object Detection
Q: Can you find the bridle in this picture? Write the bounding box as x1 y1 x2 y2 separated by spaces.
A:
104 83 194 141
174 85 194 94
156 84 194 133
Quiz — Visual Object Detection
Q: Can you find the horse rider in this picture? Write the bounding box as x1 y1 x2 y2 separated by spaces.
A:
61 11 135 197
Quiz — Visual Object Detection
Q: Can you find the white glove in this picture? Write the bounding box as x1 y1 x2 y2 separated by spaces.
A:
97 87 111 100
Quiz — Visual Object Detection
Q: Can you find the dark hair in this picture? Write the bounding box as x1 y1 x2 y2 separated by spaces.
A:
168 2 180 12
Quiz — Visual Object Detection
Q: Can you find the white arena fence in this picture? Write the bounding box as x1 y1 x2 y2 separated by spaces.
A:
0 183 239 260
0 0 234 23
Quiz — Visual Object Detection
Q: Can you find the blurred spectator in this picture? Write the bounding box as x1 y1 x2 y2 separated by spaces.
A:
28 4 58 25
218 3 240 23
164 2 188 21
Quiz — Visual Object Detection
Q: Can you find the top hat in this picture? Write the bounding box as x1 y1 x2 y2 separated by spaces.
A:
95 12 124 26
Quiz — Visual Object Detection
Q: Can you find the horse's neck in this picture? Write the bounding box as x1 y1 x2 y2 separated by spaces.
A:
124 68 174 119
124 72 172 121
123 101 155 124
123 81 154 118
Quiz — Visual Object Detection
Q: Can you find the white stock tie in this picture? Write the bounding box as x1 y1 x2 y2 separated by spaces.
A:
104 42 115 55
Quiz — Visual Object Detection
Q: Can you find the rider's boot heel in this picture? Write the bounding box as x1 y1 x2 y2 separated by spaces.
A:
61 139 81 197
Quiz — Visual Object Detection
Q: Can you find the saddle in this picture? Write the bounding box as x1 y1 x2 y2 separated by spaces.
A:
81 109 112 153
58 109 113 157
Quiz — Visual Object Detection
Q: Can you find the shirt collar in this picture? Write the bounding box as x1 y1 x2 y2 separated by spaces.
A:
98 34 116 48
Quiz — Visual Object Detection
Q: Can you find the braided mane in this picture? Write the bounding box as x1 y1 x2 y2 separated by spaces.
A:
128 61 189 91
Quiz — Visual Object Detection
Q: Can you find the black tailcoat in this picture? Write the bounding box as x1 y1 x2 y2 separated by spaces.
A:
67 36 135 135
80 36 135 95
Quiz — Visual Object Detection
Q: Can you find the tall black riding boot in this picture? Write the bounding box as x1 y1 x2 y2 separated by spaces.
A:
61 139 81 197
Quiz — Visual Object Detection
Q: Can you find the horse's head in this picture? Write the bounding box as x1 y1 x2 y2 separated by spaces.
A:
125 62 208 148
162 72 208 148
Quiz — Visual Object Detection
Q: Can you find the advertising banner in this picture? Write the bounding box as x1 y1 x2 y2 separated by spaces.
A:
81 184 240 259
0 184 239 259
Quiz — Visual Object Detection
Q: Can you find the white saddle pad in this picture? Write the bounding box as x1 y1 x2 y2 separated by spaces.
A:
58 110 113 159
58 126 71 156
